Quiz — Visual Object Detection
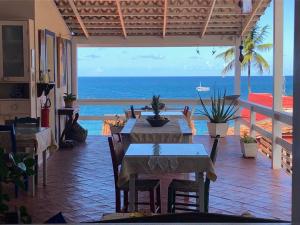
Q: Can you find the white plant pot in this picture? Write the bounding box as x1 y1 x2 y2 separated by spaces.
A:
207 122 229 137
240 140 258 158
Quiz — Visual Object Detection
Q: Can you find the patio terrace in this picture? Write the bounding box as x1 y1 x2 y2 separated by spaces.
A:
7 135 291 223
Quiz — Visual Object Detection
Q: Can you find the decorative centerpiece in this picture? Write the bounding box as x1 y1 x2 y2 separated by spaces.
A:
199 90 239 137
63 92 76 108
109 115 125 134
146 95 169 127
240 133 258 158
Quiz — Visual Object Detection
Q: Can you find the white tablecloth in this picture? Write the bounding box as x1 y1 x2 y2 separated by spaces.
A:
121 119 192 148
118 143 216 187
15 127 57 155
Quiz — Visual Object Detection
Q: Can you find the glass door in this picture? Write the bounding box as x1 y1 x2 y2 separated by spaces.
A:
0 21 28 81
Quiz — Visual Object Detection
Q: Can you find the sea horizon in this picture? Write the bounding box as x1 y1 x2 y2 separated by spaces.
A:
77 76 293 135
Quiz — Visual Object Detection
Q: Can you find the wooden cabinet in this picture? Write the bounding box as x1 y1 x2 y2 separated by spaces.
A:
0 20 35 122
0 21 29 82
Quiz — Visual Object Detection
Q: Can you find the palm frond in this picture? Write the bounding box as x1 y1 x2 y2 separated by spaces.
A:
254 25 270 45
215 47 234 63
253 52 270 73
256 43 273 52
221 60 235 74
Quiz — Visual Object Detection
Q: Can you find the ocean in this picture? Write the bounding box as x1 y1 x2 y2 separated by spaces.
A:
78 76 293 135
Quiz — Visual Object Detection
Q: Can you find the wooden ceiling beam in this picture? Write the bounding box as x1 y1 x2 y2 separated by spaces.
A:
67 0 89 38
241 0 264 37
116 0 127 38
65 18 252 24
163 0 168 37
201 0 216 38
61 12 261 17
58 4 243 10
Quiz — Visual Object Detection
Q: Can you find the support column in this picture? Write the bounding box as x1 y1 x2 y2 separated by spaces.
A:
292 0 300 222
272 0 283 169
234 36 241 136
71 40 78 97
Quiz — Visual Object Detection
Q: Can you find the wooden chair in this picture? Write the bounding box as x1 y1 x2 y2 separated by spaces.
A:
14 117 39 186
167 135 220 213
0 125 27 197
14 117 40 128
108 137 161 213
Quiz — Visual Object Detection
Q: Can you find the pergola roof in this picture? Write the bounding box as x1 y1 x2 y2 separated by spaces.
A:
54 0 271 39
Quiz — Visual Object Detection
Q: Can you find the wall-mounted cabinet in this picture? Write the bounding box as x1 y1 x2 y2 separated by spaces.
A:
0 21 29 82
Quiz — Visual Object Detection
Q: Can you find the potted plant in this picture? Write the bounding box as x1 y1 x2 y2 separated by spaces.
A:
109 115 125 134
240 133 258 158
0 148 35 223
63 92 76 108
146 95 169 127
199 90 239 137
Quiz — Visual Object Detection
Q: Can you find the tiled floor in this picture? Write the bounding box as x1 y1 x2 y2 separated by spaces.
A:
7 135 291 223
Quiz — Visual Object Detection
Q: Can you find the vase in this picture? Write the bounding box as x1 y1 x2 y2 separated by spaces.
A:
207 122 229 137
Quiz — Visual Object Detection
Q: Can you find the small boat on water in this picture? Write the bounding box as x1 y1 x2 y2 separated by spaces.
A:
196 82 210 92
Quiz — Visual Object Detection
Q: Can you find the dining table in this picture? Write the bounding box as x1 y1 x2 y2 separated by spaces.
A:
140 111 184 120
15 127 57 195
118 143 217 212
121 118 192 149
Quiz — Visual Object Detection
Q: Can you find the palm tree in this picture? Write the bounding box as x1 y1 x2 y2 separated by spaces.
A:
215 25 272 94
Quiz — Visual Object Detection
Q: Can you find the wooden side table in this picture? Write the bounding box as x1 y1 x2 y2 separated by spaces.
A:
57 107 79 148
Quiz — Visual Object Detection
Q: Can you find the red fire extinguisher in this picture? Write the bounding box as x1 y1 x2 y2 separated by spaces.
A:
41 98 51 127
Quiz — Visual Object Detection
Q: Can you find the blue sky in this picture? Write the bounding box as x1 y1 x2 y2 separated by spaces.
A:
78 0 294 77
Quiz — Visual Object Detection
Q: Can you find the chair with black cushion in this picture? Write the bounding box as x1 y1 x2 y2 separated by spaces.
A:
14 117 40 128
108 137 161 213
167 135 220 213
0 125 27 197
130 105 136 119
14 117 39 186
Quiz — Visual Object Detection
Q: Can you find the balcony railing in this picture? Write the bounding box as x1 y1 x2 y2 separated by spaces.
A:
77 98 293 172
238 99 293 173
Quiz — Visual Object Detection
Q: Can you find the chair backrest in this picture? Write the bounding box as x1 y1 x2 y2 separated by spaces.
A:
209 135 220 164
130 105 136 119
0 125 16 153
183 106 189 116
204 135 220 213
14 117 40 128
108 137 125 189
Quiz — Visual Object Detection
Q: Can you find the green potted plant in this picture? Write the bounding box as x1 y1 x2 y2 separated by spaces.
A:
0 148 35 223
146 95 169 127
240 133 258 158
109 115 126 134
63 92 76 108
199 90 239 137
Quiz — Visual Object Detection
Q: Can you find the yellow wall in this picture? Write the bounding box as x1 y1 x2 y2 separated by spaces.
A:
0 0 34 20
34 0 71 140
0 0 72 139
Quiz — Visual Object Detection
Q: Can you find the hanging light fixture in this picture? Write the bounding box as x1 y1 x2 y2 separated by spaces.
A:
238 0 245 63
239 44 244 63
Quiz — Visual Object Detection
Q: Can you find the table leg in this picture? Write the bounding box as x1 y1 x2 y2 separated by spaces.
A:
196 172 204 212
43 149 47 186
128 174 136 212
58 115 61 146
29 152 35 197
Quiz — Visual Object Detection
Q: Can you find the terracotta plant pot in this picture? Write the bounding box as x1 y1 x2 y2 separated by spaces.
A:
64 100 74 108
207 122 229 137
240 140 258 158
146 117 169 127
